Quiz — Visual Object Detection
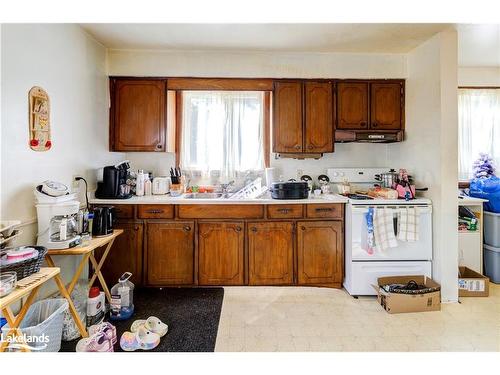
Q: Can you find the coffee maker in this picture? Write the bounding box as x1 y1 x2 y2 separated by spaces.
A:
95 160 132 199
36 200 82 249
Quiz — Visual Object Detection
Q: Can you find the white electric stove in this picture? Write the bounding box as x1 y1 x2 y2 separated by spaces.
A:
327 168 433 296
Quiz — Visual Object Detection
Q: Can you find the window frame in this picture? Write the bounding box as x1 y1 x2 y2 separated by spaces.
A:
457 86 500 184
173 85 271 170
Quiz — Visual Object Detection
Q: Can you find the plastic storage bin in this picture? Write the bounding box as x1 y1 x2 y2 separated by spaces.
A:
17 298 68 352
484 211 500 247
484 244 500 284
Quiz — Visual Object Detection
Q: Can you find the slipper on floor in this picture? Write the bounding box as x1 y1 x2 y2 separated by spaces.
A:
88 321 117 345
76 332 114 352
130 316 169 337
120 326 160 351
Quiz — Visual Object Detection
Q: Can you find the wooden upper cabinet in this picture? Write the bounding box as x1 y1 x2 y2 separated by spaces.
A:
248 222 294 285
297 220 343 285
198 222 245 286
146 221 194 285
110 78 166 152
304 82 333 153
370 82 402 130
273 81 303 153
336 82 369 130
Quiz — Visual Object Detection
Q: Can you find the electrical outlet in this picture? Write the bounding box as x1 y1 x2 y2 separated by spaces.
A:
72 175 83 189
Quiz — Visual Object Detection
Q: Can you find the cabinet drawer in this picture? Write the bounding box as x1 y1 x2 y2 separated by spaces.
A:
178 205 264 219
306 204 343 219
138 205 174 219
267 204 304 219
105 205 134 219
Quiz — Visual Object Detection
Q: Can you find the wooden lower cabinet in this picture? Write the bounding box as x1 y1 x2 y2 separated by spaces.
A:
297 221 343 285
198 222 245 285
248 222 294 285
146 221 195 285
94 221 143 286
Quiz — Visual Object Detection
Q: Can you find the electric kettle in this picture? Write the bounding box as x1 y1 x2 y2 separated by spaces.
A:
92 206 114 237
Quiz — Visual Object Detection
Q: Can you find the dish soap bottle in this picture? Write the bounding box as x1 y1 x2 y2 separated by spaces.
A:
109 272 134 321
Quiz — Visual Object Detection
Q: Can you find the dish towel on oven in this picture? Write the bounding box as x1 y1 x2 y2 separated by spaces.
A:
398 207 419 242
374 208 398 252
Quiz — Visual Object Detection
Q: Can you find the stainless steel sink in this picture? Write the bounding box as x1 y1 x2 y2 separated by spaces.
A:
183 193 225 199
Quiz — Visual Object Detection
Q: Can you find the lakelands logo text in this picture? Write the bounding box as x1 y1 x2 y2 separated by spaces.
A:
1 328 49 351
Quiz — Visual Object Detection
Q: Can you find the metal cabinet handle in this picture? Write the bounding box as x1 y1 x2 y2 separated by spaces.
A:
250 227 257 232
315 207 334 212
235 226 242 232
301 226 306 231
183 225 191 232
307 145 313 150
295 145 301 150
360 121 367 127
134 226 139 231
277 208 291 214
156 144 163 149
372 123 378 128
146 209 164 214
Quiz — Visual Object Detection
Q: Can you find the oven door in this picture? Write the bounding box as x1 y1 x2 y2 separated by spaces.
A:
350 205 433 261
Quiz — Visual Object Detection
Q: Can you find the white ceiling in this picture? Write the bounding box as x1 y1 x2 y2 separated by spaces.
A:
81 23 500 66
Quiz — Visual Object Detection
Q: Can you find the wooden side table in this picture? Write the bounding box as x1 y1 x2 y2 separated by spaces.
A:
44 229 123 314
0 268 61 352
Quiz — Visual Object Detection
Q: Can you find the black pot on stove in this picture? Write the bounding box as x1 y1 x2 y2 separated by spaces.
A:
269 181 309 200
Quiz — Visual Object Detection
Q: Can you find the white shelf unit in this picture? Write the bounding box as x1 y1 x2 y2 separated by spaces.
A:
458 197 488 273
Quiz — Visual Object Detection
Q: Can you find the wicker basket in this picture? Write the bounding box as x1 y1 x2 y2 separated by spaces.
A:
0 246 48 280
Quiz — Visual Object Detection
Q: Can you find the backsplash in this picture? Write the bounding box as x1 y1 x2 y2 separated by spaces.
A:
125 143 390 186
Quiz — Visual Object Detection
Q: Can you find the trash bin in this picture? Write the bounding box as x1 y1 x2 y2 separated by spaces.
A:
484 244 500 284
15 298 68 352
484 211 500 247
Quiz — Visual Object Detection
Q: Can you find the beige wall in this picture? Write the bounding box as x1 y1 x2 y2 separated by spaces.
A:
458 67 500 86
1 24 125 297
388 30 459 302
108 49 407 179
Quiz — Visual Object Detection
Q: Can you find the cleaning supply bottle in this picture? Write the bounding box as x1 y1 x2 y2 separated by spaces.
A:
109 272 134 321
86 286 105 327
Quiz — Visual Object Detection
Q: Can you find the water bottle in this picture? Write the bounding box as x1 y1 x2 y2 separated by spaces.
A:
109 272 134 321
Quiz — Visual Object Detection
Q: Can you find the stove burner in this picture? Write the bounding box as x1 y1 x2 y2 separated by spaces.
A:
347 194 374 200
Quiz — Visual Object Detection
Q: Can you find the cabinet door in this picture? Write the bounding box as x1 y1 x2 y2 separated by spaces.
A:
146 222 194 285
248 222 294 285
111 79 166 152
336 82 369 130
370 83 402 130
304 82 333 153
94 221 143 286
198 222 244 285
273 81 303 153
297 221 343 285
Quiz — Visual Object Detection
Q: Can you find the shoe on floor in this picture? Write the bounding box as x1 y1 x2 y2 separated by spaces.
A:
130 316 168 337
88 321 117 345
76 332 114 352
120 326 160 351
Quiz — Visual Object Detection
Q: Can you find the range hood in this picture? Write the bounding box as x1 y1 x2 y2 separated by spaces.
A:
335 130 404 143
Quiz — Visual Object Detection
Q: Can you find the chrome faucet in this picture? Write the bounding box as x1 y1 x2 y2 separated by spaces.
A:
220 180 235 197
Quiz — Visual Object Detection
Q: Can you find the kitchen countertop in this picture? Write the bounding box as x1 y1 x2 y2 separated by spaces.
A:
89 193 349 205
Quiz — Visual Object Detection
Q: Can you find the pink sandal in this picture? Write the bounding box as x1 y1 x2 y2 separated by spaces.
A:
88 322 117 345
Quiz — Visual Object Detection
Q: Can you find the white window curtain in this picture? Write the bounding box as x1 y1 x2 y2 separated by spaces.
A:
458 89 500 180
180 91 265 179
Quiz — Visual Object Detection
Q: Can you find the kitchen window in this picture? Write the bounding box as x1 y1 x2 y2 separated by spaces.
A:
180 90 268 179
458 88 500 180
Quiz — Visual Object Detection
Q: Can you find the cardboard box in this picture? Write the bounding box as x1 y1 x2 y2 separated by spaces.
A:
374 275 441 314
458 267 490 297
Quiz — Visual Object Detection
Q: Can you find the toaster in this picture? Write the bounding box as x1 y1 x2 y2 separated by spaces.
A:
152 177 170 195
